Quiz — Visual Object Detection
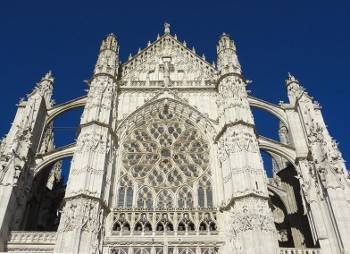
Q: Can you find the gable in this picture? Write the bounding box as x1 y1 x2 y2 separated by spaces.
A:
120 34 217 88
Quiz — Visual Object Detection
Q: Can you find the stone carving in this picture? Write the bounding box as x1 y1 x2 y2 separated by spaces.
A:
0 25 347 254
121 103 210 189
306 121 349 190
9 231 57 244
59 197 102 233
76 132 110 154
121 33 216 88
227 197 276 236
216 75 254 126
218 126 259 162
112 209 217 236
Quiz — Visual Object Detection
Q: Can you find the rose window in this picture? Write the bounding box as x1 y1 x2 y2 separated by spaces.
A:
122 105 209 189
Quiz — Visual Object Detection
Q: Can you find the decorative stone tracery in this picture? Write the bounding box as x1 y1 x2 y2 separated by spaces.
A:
118 102 213 210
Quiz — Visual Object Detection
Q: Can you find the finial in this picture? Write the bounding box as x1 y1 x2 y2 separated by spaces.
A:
41 70 54 82
287 72 298 83
157 34 160 40
192 47 196 53
138 48 141 53
128 53 132 60
164 22 171 34
202 54 206 60
183 41 187 47
221 32 230 38
147 41 151 47
174 34 177 40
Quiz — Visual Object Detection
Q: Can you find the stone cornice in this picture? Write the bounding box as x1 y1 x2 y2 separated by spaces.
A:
79 121 118 145
219 192 270 212
118 86 217 92
63 193 111 213
216 72 245 87
214 121 257 143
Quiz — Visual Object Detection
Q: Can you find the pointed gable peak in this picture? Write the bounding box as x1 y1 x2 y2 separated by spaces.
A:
123 27 214 71
120 25 217 88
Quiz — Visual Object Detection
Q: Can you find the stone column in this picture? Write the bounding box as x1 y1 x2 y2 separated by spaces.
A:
215 34 278 254
0 72 54 251
54 34 119 254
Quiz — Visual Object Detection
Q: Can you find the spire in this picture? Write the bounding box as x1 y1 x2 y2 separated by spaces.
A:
216 33 241 75
94 33 120 76
164 22 171 34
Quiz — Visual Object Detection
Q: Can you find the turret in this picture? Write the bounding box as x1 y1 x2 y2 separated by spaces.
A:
216 33 241 75
94 33 119 77
216 34 253 126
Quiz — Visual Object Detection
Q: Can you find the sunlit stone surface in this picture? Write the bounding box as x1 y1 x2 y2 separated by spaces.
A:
0 23 349 254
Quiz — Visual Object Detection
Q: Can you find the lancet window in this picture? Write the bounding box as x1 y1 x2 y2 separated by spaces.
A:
177 186 194 208
198 175 213 208
117 175 133 208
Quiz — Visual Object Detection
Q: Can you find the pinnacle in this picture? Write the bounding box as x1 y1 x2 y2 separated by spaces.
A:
41 70 54 82
286 72 298 84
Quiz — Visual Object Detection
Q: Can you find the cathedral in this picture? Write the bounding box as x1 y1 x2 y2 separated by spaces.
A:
0 23 349 254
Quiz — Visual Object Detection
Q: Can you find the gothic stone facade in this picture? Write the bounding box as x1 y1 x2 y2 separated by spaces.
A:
0 24 349 254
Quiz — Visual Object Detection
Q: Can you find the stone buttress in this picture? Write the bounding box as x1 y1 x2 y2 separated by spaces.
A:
54 34 119 254
0 72 54 251
215 34 278 254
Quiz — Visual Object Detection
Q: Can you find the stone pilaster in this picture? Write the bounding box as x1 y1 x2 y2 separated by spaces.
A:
216 34 278 254
286 74 350 254
0 72 54 251
54 34 119 254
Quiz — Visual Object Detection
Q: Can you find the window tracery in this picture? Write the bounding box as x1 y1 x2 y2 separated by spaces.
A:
117 175 133 208
177 186 194 208
118 103 213 209
177 213 195 232
137 186 153 209
157 189 174 209
198 175 213 208
113 214 131 233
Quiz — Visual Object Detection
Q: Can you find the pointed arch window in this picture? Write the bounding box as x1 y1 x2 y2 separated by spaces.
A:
117 175 133 208
137 186 153 209
157 189 174 209
198 175 213 208
177 186 193 208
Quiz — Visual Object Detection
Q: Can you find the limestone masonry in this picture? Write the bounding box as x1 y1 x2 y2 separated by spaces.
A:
0 24 349 254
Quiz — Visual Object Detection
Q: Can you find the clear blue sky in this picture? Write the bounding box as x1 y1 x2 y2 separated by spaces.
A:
0 1 349 172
